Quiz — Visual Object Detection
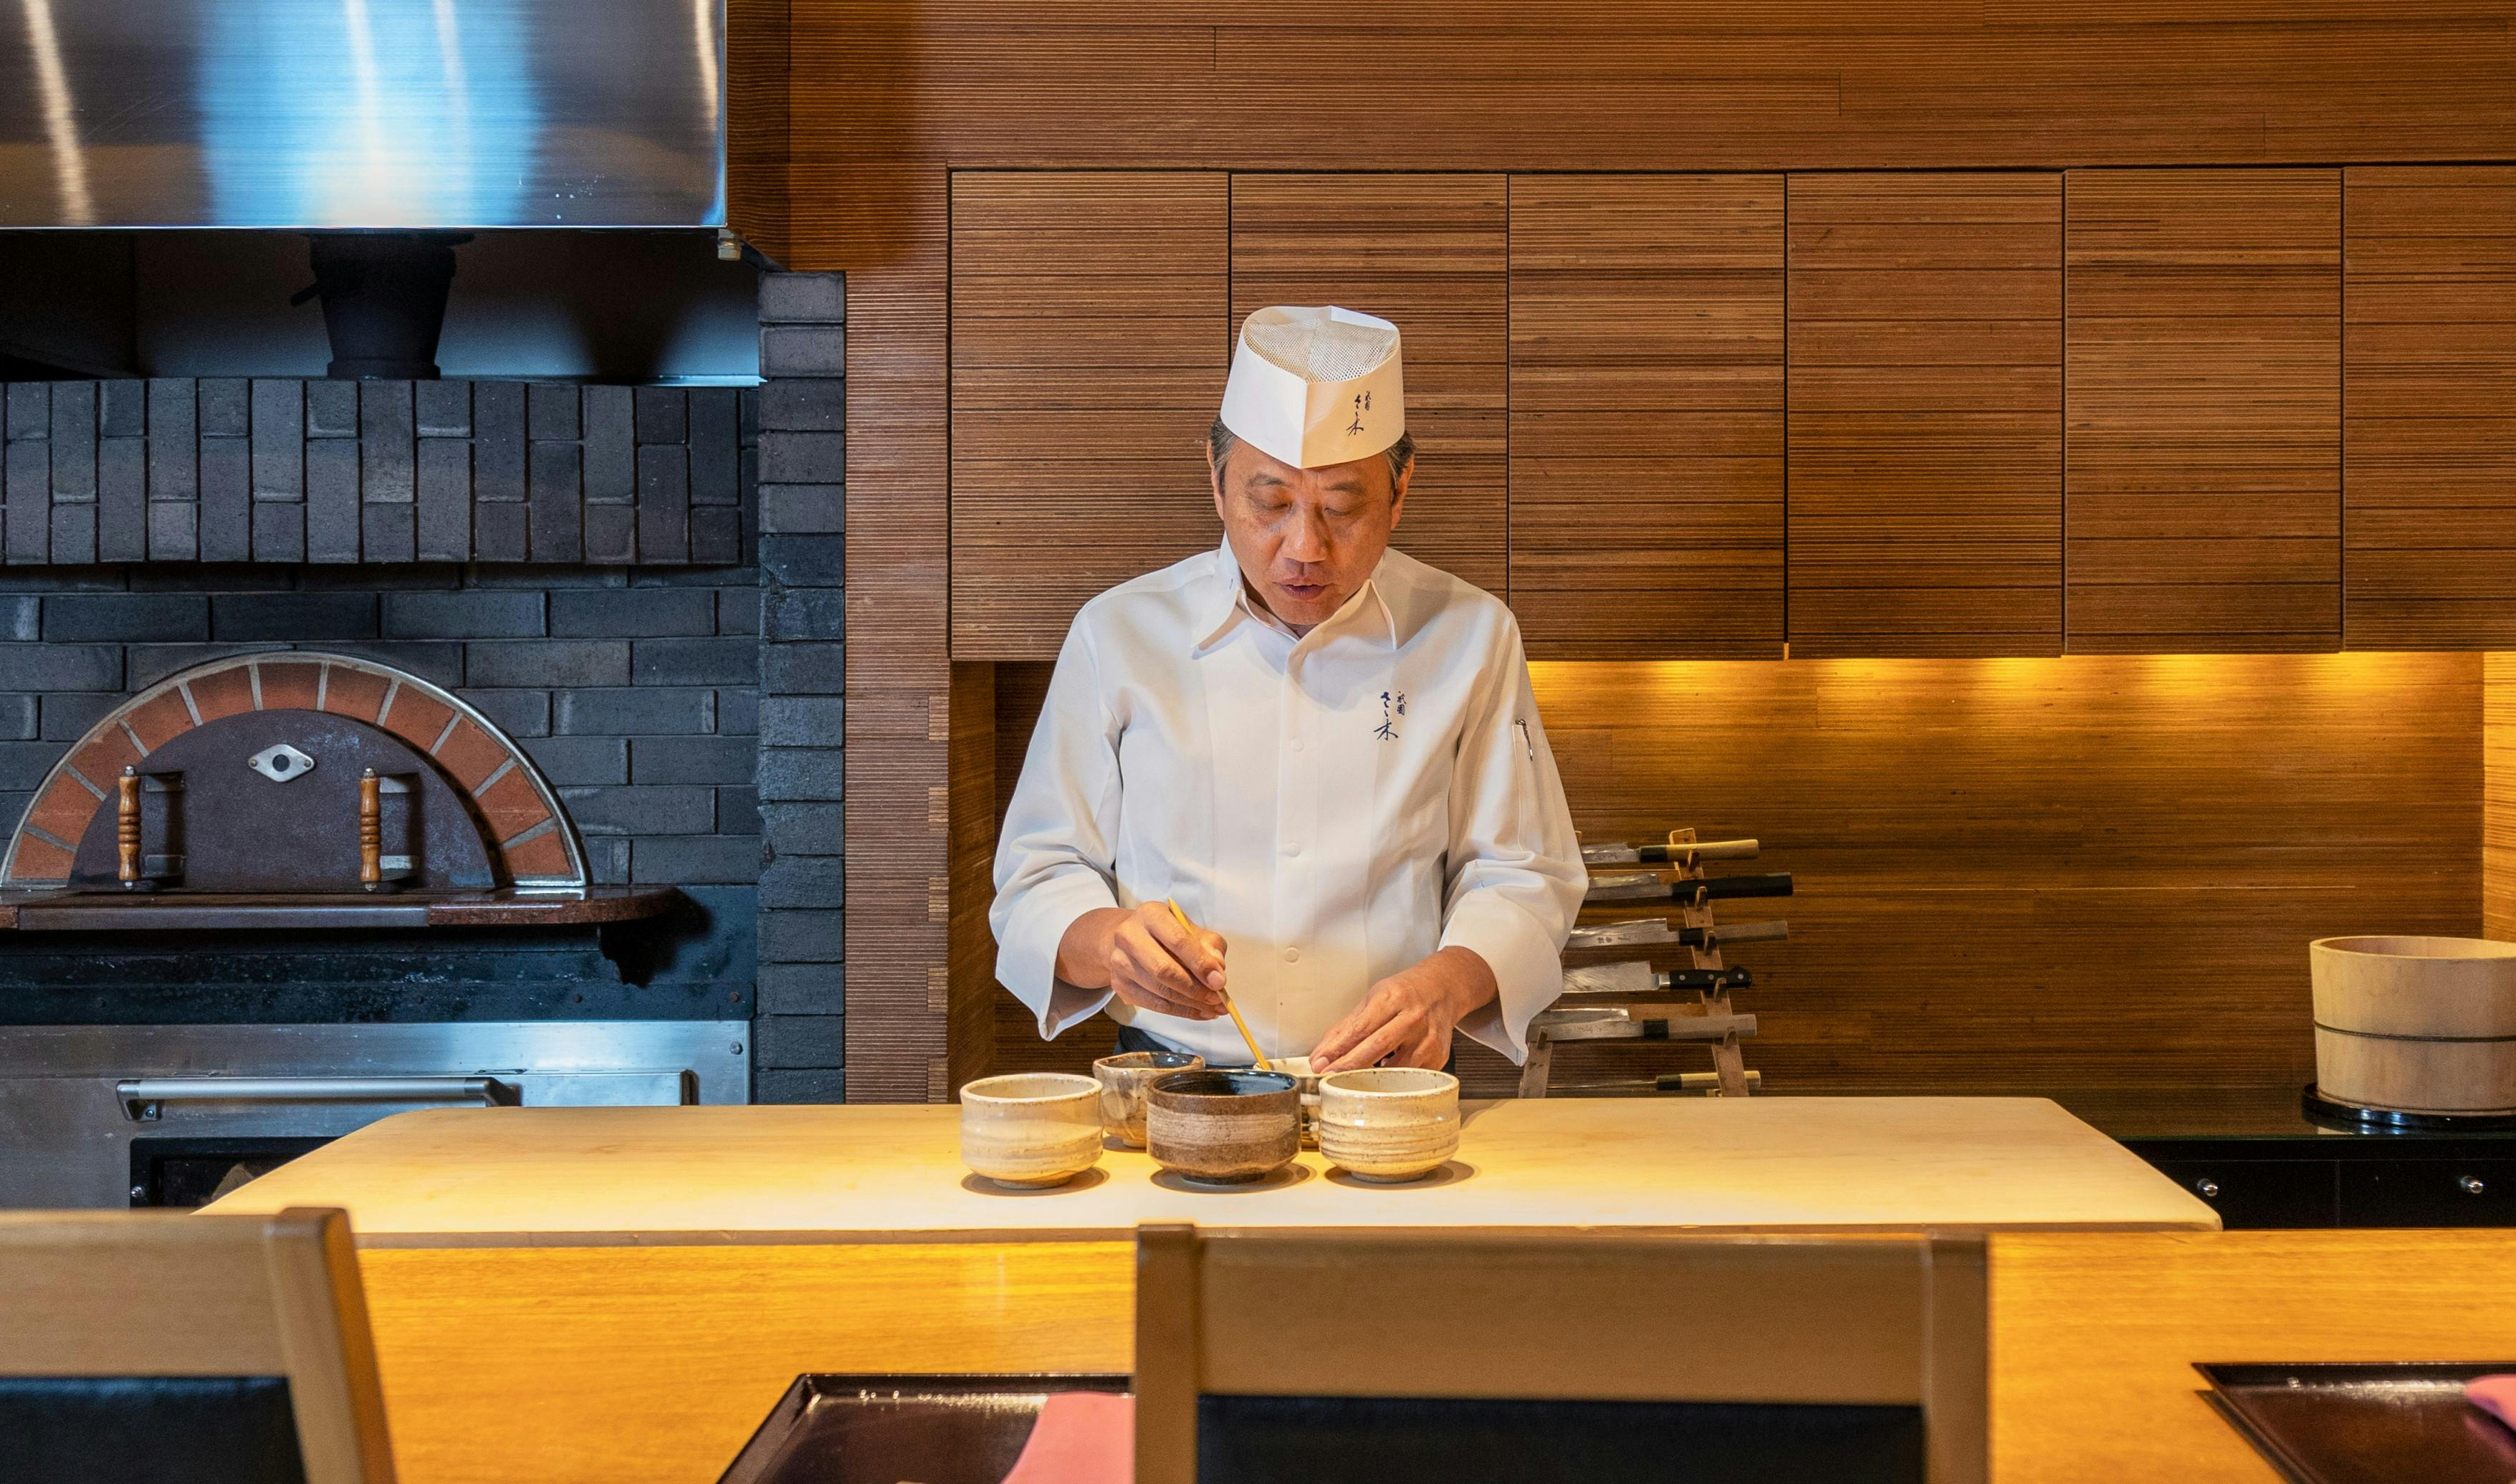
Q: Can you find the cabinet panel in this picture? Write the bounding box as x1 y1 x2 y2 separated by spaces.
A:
2345 167 2516 648
2339 1159 2516 1228
1231 173 1508 598
1507 175 1784 659
2065 169 2342 653
1787 173 2062 656
949 172 1229 659
2140 1157 2338 1230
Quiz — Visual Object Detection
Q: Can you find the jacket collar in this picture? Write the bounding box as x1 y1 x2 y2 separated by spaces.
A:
1192 538 1397 655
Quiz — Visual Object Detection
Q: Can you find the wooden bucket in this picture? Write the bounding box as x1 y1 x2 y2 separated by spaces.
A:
2310 936 2516 1115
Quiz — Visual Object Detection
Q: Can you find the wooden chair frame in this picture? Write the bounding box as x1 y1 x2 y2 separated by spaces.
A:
1135 1223 1986 1484
0 1205 397 1484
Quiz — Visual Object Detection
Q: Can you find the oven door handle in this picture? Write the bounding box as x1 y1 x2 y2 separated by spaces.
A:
115 1076 521 1121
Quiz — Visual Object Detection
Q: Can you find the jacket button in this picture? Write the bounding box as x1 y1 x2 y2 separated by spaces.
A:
1283 947 1301 963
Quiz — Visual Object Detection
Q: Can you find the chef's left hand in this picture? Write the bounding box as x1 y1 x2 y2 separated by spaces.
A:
1308 947 1498 1073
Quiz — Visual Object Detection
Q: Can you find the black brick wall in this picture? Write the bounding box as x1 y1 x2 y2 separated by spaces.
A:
752 274 846 1104
0 275 842 1102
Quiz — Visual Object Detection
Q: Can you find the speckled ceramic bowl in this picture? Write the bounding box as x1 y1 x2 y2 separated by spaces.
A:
1091 1050 1202 1147
1268 1055 1325 1146
1318 1067 1460 1182
1145 1070 1301 1184
957 1073 1103 1189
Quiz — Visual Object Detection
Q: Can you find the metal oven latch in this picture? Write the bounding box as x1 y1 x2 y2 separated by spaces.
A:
246 743 317 783
114 1076 521 1122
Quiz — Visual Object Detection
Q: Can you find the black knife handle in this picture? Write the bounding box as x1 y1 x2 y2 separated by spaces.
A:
1672 872 1794 901
1658 967 1753 992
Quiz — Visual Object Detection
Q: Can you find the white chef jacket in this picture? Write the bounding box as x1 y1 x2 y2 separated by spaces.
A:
990 539 1585 1065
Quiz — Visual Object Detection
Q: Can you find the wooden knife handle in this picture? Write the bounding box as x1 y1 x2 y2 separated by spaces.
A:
359 768 382 891
117 767 141 885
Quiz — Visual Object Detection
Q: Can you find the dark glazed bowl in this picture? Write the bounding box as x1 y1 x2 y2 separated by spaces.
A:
1144 1070 1301 1184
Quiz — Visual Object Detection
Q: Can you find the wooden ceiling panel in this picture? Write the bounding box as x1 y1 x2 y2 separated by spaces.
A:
949 171 1230 660
2065 168 2341 654
1507 175 1786 660
1787 173 2064 657
2344 166 2516 648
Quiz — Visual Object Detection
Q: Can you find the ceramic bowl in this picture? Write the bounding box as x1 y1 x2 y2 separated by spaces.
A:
1318 1067 1461 1183
1267 1055 1325 1147
1144 1070 1301 1184
957 1073 1104 1189
1091 1050 1203 1147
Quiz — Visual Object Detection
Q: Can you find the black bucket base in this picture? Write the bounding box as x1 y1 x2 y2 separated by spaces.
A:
299 233 469 380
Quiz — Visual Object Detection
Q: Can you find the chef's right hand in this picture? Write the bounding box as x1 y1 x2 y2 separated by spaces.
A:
1058 904 1229 1020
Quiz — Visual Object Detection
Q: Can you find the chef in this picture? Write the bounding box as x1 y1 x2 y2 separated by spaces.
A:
991 305 1585 1073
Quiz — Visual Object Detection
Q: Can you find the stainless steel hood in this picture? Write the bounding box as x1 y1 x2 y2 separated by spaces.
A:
1 0 726 229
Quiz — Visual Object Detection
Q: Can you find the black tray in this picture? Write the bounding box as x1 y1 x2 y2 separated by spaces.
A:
2198 1362 2516 1484
717 1374 1129 1484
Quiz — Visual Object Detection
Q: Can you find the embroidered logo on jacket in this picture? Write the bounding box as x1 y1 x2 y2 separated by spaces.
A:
1376 690 1405 741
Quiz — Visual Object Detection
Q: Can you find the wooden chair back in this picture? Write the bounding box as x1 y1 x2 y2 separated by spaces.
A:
0 1206 396 1484
1134 1224 1986 1484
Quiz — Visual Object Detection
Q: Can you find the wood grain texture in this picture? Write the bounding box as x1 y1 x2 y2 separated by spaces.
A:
2065 169 2342 653
1232 173 1508 597
986 653 2482 1094
359 1241 1132 1484
950 173 1229 659
203 1101 2213 1241
1789 173 2063 656
2344 167 2516 648
724 0 790 263
1993 1230 2516 1484
1508 176 1785 659
797 5 2516 1096
350 1224 2516 1484
2491 653 2516 943
946 661 998 1092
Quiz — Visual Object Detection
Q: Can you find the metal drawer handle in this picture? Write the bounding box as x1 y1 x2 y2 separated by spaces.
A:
117 1076 518 1121
2194 1178 2221 1200
2462 1174 2487 1196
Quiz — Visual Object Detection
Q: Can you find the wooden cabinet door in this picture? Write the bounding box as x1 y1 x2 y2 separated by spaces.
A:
2345 166 2516 648
1230 173 1508 597
2065 169 2342 652
1786 173 2063 656
1509 175 1786 659
948 172 1229 659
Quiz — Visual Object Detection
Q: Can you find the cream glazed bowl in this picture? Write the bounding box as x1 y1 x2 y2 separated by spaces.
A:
957 1073 1104 1189
1317 1067 1461 1183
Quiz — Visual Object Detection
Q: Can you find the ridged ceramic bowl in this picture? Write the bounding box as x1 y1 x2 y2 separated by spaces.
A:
1318 1067 1460 1182
1091 1050 1202 1147
1145 1070 1300 1184
1268 1054 1325 1146
957 1073 1103 1189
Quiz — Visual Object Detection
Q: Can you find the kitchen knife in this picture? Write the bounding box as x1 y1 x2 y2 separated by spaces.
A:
1584 871 1794 904
1582 838 1760 866
1534 1007 1758 1043
1561 962 1753 997
1566 1070 1766 1095
1565 918 1789 951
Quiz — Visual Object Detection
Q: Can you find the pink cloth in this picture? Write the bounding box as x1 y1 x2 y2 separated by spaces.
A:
2466 1375 2516 1430
999 1392 1134 1484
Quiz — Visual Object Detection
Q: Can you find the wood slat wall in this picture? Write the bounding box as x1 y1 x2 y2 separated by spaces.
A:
1229 174 1510 597
985 652 2484 1091
798 3 2516 1098
2064 170 2343 653
1508 176 1786 659
2345 167 2516 648
2491 653 2516 944
948 173 1230 660
1786 174 2063 656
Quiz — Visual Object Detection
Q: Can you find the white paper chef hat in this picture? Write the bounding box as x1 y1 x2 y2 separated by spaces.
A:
1218 305 1406 469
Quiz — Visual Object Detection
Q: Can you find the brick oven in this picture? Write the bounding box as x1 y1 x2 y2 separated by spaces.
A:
0 274 850 1206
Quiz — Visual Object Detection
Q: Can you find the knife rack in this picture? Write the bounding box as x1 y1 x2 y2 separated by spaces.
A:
1524 827 1781 1099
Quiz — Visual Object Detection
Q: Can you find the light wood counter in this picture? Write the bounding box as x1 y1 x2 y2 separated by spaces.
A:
203 1096 2216 1244
333 1229 2516 1484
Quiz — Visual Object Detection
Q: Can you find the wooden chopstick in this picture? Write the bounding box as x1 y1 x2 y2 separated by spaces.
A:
1164 897 1270 1072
